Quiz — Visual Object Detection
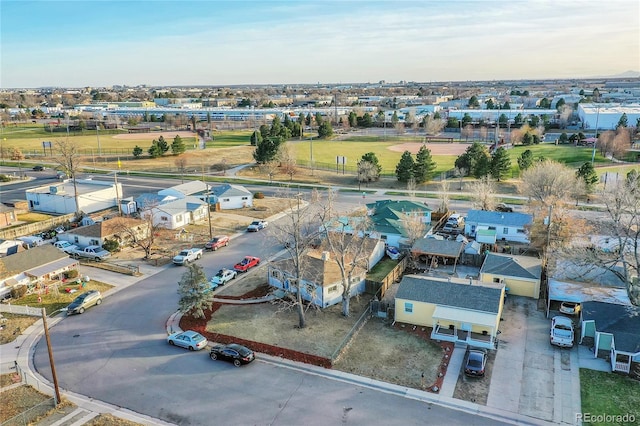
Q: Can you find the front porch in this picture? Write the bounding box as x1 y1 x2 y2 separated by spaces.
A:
431 323 495 350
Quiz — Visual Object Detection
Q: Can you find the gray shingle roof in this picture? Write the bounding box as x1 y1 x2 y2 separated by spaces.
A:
480 253 541 280
395 275 503 313
211 184 251 198
465 210 532 227
582 301 640 353
412 238 464 258
0 245 69 278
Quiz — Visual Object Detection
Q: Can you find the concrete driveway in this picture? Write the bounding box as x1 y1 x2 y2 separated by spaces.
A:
488 296 581 424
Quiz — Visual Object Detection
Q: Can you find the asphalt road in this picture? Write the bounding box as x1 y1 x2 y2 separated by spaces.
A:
31 224 501 425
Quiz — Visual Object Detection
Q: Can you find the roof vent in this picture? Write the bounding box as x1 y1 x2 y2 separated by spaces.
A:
321 251 331 261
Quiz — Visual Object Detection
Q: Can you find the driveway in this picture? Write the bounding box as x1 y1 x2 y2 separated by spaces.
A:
488 296 581 424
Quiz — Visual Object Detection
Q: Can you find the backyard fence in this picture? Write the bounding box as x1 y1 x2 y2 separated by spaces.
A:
365 256 408 300
0 213 76 241
330 302 372 365
0 304 41 316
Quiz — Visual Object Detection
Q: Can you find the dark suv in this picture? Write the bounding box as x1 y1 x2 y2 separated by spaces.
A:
66 290 102 315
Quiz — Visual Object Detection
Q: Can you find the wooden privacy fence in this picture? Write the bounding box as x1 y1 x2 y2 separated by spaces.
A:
365 256 408 300
0 213 76 240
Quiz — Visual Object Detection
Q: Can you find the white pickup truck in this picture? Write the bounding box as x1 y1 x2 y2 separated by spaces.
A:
173 248 203 265
70 245 111 261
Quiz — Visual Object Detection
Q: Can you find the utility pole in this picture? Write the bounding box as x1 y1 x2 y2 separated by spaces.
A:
206 183 213 239
41 308 61 405
114 170 122 216
96 121 102 156
591 105 600 164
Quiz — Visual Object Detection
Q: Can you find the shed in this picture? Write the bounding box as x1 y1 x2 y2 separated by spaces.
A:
411 238 464 272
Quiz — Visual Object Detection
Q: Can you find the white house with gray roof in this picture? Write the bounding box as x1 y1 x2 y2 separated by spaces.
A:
140 196 207 230
157 180 208 199
208 184 253 209
464 210 532 244
394 275 505 350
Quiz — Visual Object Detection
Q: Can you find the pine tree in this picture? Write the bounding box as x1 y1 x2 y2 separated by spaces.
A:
253 137 281 164
395 150 415 182
148 140 162 158
177 264 214 319
250 130 262 146
132 145 143 158
413 146 437 183
576 162 599 193
157 136 169 153
171 135 186 155
491 147 512 181
517 149 534 172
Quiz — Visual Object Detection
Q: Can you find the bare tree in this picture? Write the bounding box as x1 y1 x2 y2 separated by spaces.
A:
268 189 325 328
528 200 590 256
469 176 497 211
54 140 82 214
454 166 467 190
129 201 168 259
519 160 580 206
438 178 451 213
424 115 446 135
400 210 428 247
406 176 417 199
175 156 188 183
462 124 474 141
259 160 279 183
322 210 374 317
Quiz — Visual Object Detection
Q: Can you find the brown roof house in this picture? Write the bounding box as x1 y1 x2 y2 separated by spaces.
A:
267 238 385 308
57 217 149 248
0 244 79 299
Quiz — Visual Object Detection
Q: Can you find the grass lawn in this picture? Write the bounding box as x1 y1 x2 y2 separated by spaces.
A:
580 369 640 425
12 280 114 315
367 258 400 282
17 212 55 223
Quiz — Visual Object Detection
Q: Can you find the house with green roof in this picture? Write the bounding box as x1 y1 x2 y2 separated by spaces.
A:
363 200 432 247
480 253 542 299
394 275 505 350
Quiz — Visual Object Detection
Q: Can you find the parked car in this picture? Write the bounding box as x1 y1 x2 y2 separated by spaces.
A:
32 165 46 171
172 248 203 265
550 316 574 348
446 214 464 227
247 220 268 232
53 240 78 254
495 203 514 213
211 268 237 286
464 349 487 377
167 330 208 351
442 223 461 234
204 235 230 251
385 246 401 260
65 290 102 315
559 301 581 316
234 256 260 272
209 343 255 367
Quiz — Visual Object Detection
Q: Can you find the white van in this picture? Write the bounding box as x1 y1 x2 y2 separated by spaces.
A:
17 236 45 248
446 214 464 227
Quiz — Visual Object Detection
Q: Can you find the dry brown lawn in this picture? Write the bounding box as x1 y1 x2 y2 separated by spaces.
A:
0 385 56 422
0 314 39 344
84 413 144 426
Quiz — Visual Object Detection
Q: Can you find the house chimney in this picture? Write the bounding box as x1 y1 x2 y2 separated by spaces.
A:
321 251 331 261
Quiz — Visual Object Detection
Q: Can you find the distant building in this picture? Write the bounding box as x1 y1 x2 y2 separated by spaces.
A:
26 179 123 215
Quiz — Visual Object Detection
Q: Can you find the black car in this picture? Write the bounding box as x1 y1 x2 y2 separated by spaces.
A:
495 203 513 213
464 349 487 377
32 165 46 171
209 343 255 367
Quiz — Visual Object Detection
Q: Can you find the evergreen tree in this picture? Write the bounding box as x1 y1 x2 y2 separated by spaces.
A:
454 142 491 178
617 113 628 129
315 112 323 126
148 140 162 158
305 113 313 126
252 137 281 164
259 124 270 139
391 111 399 127
171 135 186 155
269 116 283 137
558 133 569 144
491 147 512 181
318 121 333 138
132 145 143 158
395 151 415 182
348 111 357 127
413 146 437 183
517 149 534 171
576 162 599 193
157 136 169 153
177 264 214 319
250 130 262 146
468 95 480 108
361 152 382 179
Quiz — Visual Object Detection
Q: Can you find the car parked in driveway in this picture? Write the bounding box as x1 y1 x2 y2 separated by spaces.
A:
247 220 267 232
464 348 487 377
234 256 260 272
559 301 581 316
209 343 255 367
205 235 230 251
53 240 78 254
66 290 102 315
167 330 208 351
550 316 574 348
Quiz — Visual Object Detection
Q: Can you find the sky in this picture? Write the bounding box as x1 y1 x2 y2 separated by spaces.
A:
1 0 639 88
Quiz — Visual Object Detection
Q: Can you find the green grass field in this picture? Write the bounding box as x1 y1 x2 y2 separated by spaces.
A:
580 369 640 425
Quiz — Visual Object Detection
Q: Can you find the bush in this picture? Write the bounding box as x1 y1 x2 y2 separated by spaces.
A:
102 239 120 253
65 269 79 279
0 174 11 182
10 285 27 299
254 192 265 199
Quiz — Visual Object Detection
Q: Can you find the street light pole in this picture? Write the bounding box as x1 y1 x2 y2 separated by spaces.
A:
591 105 600 164
41 308 61 405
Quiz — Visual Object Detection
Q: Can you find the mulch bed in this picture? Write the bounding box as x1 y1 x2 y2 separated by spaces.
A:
179 284 333 368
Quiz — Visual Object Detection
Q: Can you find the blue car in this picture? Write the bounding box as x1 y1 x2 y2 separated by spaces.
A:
167 330 208 351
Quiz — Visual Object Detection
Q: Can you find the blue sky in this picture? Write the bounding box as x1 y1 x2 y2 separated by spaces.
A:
1 0 638 88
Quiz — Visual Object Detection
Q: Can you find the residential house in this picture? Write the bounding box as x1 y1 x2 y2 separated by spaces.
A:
26 179 123 215
0 204 17 228
479 253 542 299
362 200 432 247
0 244 79 298
208 184 253 210
580 301 640 379
267 239 385 308
394 275 505 350
57 217 149 248
140 196 207 230
157 180 208 199
464 210 532 244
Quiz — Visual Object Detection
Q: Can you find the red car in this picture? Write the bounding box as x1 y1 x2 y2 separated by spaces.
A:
205 235 230 251
234 256 260 272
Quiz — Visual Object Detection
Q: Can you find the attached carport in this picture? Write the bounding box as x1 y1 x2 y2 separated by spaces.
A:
546 278 631 318
411 238 464 272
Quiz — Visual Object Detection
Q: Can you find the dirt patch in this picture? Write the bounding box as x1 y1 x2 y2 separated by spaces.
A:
452 349 496 405
387 142 471 155
85 414 144 426
0 314 39 344
0 385 55 423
